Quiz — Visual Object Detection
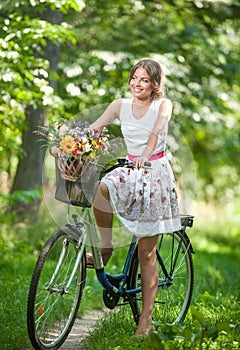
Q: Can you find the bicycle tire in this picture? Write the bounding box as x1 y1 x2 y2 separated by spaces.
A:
27 229 86 350
128 230 194 326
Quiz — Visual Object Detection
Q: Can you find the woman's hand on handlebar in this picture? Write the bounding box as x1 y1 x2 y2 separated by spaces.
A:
104 158 151 175
132 156 148 169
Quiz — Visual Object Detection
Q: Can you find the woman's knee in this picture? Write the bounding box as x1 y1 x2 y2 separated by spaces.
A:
138 248 155 264
95 182 109 200
93 183 111 213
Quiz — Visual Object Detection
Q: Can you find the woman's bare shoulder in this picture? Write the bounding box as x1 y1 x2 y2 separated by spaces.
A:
159 98 172 113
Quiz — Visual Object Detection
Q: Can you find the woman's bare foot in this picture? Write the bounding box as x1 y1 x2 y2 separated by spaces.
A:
86 246 113 268
134 317 155 337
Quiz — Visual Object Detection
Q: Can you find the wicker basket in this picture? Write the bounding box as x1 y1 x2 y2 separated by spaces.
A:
56 152 85 182
54 155 104 207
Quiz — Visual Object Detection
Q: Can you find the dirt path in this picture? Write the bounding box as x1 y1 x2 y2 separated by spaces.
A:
59 310 104 350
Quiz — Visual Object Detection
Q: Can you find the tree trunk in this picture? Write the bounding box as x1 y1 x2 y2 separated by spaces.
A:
11 8 63 222
11 107 47 221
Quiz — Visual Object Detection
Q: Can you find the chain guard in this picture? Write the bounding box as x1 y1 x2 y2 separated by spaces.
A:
103 290 120 309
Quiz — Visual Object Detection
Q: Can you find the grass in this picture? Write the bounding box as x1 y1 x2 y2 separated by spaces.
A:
0 201 239 349
0 217 37 349
86 201 240 349
0 210 106 349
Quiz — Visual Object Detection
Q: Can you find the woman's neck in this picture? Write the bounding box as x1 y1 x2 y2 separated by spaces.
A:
133 97 152 106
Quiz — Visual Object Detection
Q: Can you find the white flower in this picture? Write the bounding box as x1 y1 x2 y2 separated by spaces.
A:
58 125 70 137
81 136 88 144
84 143 91 152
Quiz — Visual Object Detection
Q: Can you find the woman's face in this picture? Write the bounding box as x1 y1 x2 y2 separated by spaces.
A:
129 67 153 101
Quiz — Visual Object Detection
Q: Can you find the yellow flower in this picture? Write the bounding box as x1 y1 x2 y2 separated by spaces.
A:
89 152 96 159
60 136 74 153
92 140 100 149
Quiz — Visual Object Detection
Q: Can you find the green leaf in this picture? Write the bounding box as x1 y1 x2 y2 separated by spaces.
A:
206 326 218 340
190 306 205 326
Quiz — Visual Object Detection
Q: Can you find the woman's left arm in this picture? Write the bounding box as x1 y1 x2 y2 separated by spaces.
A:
133 99 172 168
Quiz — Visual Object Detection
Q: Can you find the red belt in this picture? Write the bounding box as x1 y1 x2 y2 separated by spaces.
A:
128 150 165 161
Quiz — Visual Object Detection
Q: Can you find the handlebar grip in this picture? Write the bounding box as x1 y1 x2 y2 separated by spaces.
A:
144 161 151 167
117 157 127 165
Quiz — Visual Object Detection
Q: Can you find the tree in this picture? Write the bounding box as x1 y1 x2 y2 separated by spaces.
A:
0 0 239 222
0 0 82 220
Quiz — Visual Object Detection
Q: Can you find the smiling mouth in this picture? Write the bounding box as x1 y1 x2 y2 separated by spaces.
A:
133 88 143 92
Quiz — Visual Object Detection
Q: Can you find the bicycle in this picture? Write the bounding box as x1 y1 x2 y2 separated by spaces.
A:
27 158 194 350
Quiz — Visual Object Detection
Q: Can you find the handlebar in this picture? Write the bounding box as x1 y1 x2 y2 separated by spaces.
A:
118 157 151 168
103 157 152 175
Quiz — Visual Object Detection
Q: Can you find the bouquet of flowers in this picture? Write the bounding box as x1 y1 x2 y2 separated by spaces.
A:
36 119 111 182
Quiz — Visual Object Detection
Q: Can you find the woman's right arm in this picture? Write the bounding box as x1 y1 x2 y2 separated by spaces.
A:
90 99 121 130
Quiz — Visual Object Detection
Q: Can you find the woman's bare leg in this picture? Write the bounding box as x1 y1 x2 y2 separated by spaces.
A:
93 183 113 249
135 235 159 337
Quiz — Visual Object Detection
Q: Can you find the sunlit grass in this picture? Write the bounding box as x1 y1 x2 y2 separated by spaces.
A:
86 201 240 349
0 200 239 349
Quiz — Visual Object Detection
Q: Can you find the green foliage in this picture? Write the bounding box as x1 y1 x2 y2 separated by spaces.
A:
0 189 42 205
0 0 85 14
148 304 239 350
0 0 80 172
0 0 239 201
58 0 240 200
86 303 239 350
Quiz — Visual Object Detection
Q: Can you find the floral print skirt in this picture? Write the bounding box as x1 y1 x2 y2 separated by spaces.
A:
101 157 181 237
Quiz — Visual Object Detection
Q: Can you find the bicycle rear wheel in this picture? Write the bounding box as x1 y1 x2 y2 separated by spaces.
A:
27 229 86 350
128 230 194 325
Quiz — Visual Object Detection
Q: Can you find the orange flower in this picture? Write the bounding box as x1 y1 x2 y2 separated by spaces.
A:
60 136 74 153
39 304 43 316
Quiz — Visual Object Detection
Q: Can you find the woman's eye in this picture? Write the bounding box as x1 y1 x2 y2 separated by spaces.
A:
131 76 149 83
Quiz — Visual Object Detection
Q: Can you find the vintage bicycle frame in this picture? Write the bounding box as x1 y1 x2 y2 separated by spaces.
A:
52 207 193 298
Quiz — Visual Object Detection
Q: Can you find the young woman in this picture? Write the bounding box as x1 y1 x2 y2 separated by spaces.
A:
88 59 181 336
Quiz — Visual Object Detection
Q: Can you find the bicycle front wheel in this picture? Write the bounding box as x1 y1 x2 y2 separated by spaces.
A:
27 229 86 350
128 230 194 325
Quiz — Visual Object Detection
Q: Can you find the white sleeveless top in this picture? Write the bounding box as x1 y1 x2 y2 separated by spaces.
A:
119 98 168 156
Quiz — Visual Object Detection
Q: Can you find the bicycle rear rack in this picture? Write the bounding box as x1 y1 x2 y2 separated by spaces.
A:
180 215 194 228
